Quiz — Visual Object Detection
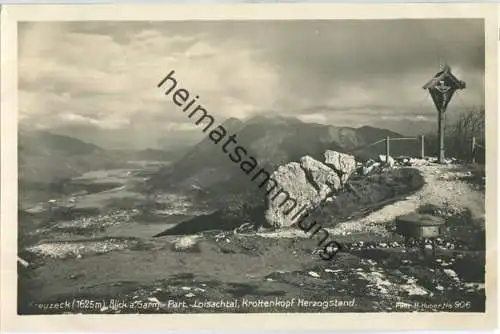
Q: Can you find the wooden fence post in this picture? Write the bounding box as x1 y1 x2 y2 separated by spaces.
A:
385 136 390 166
420 135 425 159
471 136 476 164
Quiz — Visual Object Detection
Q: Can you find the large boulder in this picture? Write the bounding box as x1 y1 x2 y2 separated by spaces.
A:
300 156 342 197
265 152 354 228
264 162 318 229
324 151 356 184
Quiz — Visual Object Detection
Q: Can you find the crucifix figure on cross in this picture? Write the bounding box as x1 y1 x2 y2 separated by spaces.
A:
435 80 451 93
423 65 466 163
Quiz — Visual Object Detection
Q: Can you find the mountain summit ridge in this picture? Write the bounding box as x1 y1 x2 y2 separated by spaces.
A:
147 116 411 206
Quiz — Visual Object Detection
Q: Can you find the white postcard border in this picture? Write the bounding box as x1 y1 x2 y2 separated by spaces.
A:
1 3 498 331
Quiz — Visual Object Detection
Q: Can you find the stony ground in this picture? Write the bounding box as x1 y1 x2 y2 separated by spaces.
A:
260 163 485 238
18 162 486 314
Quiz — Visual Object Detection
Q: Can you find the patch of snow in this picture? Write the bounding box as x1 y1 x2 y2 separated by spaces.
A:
401 284 428 296
463 282 484 290
443 269 459 281
173 235 199 250
147 297 162 304
308 271 320 278
27 240 128 259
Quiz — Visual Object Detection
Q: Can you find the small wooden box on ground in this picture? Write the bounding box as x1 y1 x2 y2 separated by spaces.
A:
395 213 445 239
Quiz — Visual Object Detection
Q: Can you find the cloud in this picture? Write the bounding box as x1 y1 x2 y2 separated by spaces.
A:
297 113 328 124
18 20 484 148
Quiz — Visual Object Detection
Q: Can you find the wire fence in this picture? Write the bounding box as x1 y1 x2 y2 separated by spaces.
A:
351 136 425 161
351 135 483 164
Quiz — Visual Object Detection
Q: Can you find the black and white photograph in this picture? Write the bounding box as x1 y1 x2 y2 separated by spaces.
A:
2 4 497 329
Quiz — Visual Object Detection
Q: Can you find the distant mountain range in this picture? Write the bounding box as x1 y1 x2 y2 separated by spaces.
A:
18 130 185 196
19 130 114 182
18 116 422 206
147 115 419 207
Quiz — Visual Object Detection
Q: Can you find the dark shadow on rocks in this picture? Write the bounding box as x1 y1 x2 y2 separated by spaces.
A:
225 283 287 298
153 202 266 237
451 256 485 282
309 168 425 228
73 181 123 194
417 205 486 251
44 206 101 222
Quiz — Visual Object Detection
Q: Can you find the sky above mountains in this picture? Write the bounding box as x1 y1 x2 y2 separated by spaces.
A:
19 20 484 149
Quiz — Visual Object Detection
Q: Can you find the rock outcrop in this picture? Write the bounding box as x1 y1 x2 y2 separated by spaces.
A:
300 156 342 198
265 151 356 228
324 150 357 185
264 162 319 229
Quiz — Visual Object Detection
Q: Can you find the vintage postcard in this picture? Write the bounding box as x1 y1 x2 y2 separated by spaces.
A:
1 3 498 331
